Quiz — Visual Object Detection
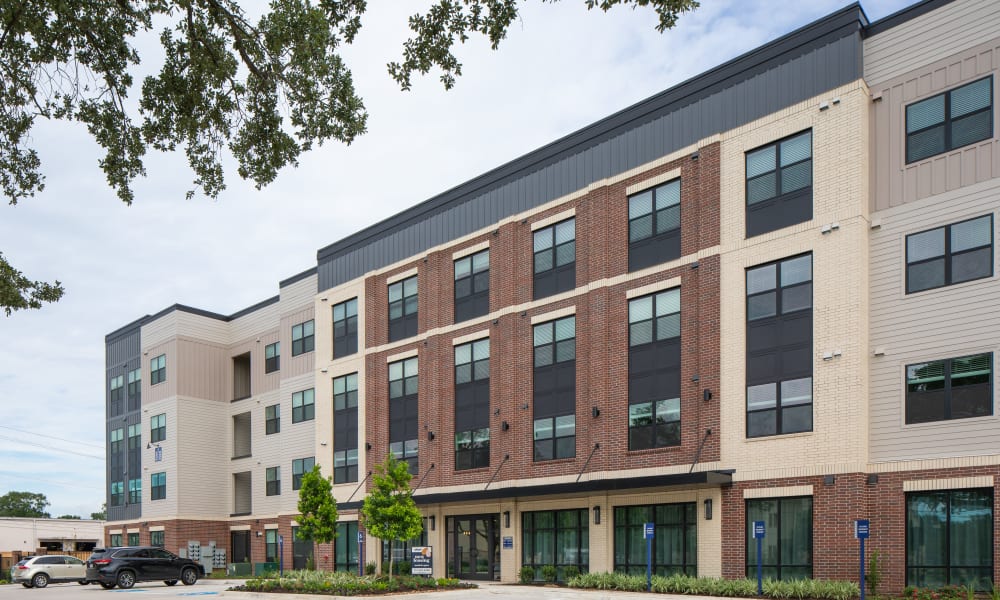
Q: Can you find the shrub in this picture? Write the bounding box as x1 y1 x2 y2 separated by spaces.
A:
569 572 859 599
519 565 535 584
365 562 377 575
541 565 558 583
232 570 475 595
563 565 580 581
396 560 411 575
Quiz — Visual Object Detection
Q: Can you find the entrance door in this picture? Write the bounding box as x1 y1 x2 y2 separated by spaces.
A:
231 531 251 564
446 514 499 580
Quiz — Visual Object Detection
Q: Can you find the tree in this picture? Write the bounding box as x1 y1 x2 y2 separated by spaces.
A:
57 514 81 519
296 465 339 547
360 456 423 579
91 503 107 521
0 491 50 518
0 0 697 316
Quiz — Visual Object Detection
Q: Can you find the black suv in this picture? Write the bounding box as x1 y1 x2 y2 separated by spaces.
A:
85 546 204 589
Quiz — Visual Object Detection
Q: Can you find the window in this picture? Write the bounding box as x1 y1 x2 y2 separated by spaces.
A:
265 466 280 496
533 316 576 461
615 503 696 576
745 130 812 237
292 526 314 570
127 424 141 477
334 373 359 484
150 530 164 547
109 427 124 481
292 388 315 423
335 521 359 573
110 482 124 507
126 368 141 411
150 354 166 385
455 339 490 470
151 472 166 501
906 353 992 424
109 375 124 415
455 250 490 322
629 179 681 271
333 298 359 357
628 289 681 450
533 219 576 299
150 413 166 443
265 342 280 373
292 457 315 490
128 478 141 504
128 532 139 546
907 76 993 163
109 533 122 546
388 276 418 341
906 215 993 294
522 509 589 579
745 497 812 580
384 519 427 574
389 357 419 475
265 404 280 435
746 254 813 438
906 489 993 589
292 320 315 356
265 530 278 563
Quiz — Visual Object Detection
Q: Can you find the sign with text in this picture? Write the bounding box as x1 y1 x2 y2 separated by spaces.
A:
854 520 870 539
502 536 513 550
753 521 766 539
411 546 433 575
643 523 655 539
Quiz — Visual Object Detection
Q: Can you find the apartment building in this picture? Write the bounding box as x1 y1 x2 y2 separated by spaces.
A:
103 0 1000 589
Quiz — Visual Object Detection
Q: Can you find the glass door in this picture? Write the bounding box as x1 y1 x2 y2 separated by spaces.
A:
446 514 499 580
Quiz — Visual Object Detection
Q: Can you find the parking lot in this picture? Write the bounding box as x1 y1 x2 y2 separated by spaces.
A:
0 578 236 597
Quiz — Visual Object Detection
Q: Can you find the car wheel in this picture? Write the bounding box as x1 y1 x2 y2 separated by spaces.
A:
116 570 136 589
79 580 90 585
99 582 116 589
180 567 198 586
21 582 32 588
164 580 178 586
32 573 49 588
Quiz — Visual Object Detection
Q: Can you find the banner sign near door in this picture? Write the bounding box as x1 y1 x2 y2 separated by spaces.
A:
411 546 433 575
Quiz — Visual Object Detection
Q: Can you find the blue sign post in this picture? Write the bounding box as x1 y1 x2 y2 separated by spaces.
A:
278 535 284 576
357 531 364 576
753 521 766 596
644 523 655 592
855 520 870 600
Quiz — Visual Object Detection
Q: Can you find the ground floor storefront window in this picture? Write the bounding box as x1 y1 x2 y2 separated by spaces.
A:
335 521 359 573
745 496 811 580
522 508 589 578
382 519 427 574
907 489 993 590
615 503 696 576
291 526 314 570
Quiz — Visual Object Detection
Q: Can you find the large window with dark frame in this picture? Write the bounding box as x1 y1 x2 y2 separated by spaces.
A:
628 288 681 450
292 320 315 356
906 353 992 424
128 478 141 505
335 521 360 573
629 179 681 272
333 298 359 358
522 509 589 579
127 423 141 480
127 532 139 546
906 76 993 164
906 215 993 294
292 526 314 570
292 457 315 490
150 531 164 547
266 530 278 563
746 254 813 438
109 428 123 484
334 373 359 484
454 249 490 322
745 130 812 237
109 533 122 546
151 472 166 501
454 338 490 470
533 219 576 299
745 497 812 580
109 375 124 415
389 357 419 475
110 481 123 507
906 488 993 589
292 388 315 423
150 354 166 385
265 404 280 435
266 466 281 496
533 316 576 461
127 367 141 411
150 413 166 443
265 342 280 373
383 521 428 574
388 276 418 342
615 503 696 576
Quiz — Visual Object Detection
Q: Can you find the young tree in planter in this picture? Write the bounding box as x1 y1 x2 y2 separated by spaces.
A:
297 465 339 564
360 455 423 579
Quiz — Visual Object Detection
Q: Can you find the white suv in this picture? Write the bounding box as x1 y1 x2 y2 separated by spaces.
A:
10 555 88 588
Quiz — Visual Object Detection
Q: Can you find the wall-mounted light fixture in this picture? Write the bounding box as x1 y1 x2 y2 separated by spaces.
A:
704 498 713 521
365 443 372 451
703 389 713 401
591 407 600 418
866 474 879 486
502 421 509 431
824 475 837 486
427 431 435 441
503 511 510 528
593 506 601 525
430 516 436 531
255 531 262 538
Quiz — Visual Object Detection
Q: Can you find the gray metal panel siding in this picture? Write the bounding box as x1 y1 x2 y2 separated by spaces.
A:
318 33 862 290
106 327 142 523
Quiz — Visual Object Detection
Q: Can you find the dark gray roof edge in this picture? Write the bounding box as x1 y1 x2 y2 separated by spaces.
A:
317 3 868 263
228 295 281 320
105 317 148 343
864 0 954 37
279 266 318 288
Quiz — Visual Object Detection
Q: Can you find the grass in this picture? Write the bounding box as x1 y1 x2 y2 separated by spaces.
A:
230 569 475 595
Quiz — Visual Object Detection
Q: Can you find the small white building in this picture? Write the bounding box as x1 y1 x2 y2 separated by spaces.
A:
0 518 105 552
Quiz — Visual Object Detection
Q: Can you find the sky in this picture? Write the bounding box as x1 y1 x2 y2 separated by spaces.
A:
0 0 914 519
